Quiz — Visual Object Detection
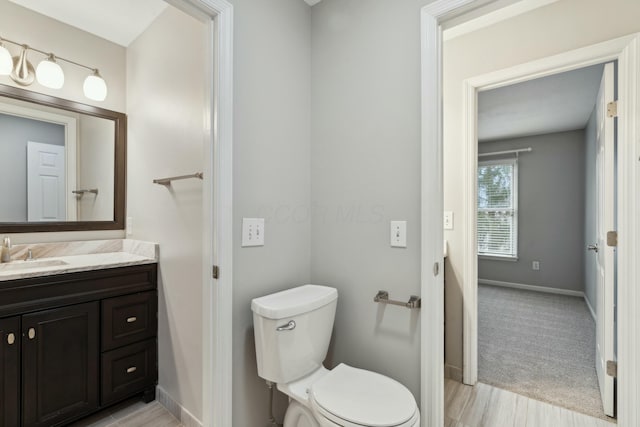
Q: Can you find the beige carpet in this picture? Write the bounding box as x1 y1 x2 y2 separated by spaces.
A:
478 284 612 421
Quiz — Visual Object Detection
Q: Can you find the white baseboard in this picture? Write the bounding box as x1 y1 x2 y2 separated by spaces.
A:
156 386 202 427
584 295 596 321
444 364 463 382
478 278 585 297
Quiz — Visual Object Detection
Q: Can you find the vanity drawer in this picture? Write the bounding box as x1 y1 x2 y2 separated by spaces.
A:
101 339 157 406
101 291 157 351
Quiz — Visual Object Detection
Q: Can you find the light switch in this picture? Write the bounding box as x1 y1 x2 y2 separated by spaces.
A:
444 211 454 230
390 221 407 248
242 218 265 247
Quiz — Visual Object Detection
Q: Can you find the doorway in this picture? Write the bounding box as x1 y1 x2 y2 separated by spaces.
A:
419 2 640 425
473 61 615 419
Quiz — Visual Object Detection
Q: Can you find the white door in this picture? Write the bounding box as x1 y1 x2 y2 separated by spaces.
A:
593 62 615 417
27 141 66 221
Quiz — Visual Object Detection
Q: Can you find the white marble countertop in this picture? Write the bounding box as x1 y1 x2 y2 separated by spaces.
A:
0 239 158 282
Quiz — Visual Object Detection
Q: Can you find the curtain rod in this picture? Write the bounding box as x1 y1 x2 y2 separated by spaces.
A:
478 147 532 157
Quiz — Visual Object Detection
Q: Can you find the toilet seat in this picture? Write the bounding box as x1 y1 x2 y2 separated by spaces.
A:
309 364 418 427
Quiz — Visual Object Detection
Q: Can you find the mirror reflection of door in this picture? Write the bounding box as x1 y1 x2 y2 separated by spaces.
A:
0 98 117 224
27 141 66 222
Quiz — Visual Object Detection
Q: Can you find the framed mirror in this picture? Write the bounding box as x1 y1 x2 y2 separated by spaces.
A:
0 83 126 233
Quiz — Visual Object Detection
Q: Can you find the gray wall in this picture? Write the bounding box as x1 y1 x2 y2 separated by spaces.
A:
310 0 430 400
584 109 597 310
0 114 64 222
478 131 586 292
230 0 312 425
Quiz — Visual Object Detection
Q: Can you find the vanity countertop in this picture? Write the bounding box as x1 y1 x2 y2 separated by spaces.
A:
0 239 158 281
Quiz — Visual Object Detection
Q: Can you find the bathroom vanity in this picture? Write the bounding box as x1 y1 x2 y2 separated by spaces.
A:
0 240 158 427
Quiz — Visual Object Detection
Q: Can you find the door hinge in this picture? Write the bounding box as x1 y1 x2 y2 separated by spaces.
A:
212 265 219 279
607 360 617 378
607 231 618 247
607 101 618 118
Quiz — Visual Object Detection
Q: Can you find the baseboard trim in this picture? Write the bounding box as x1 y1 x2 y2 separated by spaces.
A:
478 279 585 297
444 364 463 382
584 295 596 321
156 386 202 427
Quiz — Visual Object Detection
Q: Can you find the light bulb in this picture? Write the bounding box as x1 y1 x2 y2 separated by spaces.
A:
36 54 64 89
0 43 11 75
83 70 107 101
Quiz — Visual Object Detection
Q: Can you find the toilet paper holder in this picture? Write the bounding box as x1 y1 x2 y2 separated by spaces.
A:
373 290 421 309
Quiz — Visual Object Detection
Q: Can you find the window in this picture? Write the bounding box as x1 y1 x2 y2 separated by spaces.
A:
477 159 518 258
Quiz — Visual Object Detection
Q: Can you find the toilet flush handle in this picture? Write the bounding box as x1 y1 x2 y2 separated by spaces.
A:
276 320 296 331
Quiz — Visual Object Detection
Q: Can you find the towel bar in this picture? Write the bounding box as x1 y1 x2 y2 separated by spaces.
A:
153 172 203 186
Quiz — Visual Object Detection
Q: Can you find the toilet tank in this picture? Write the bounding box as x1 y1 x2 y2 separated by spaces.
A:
251 285 338 384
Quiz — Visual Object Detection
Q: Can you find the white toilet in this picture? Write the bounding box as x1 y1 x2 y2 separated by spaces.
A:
252 284 420 427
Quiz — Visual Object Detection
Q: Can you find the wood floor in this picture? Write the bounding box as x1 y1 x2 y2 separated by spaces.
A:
68 400 182 427
445 379 616 427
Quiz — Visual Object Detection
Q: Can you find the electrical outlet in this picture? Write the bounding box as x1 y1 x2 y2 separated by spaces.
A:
390 221 407 248
126 217 133 236
444 211 454 230
242 218 265 247
532 261 540 271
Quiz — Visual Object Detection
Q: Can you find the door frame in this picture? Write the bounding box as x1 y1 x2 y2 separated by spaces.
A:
168 0 233 426
455 34 640 423
421 1 640 426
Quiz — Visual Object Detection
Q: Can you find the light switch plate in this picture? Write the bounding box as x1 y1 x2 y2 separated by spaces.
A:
390 221 407 248
444 211 454 230
242 218 265 247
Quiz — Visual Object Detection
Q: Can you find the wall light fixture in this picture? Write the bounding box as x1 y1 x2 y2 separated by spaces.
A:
0 36 107 101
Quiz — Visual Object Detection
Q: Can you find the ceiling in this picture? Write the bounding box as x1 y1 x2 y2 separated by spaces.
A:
478 63 605 142
8 0 168 47
10 0 321 47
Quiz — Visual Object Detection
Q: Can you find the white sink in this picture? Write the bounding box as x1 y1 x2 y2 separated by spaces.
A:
0 259 69 272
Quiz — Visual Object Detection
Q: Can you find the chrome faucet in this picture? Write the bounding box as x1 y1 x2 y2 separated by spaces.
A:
24 249 34 261
1 237 11 263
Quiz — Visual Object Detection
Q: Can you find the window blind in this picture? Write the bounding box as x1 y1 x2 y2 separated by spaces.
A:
477 160 517 258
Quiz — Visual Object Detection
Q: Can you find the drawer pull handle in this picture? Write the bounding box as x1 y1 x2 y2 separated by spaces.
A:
126 317 137 323
127 366 137 374
28 328 36 340
7 333 15 345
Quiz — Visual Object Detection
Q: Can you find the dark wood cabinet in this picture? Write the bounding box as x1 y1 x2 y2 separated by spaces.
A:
22 303 99 427
0 316 20 427
0 263 158 427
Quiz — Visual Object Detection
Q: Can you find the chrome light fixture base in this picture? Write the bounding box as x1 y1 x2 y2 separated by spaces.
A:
10 47 34 86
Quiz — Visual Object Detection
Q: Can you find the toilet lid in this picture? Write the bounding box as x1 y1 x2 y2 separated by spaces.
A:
309 363 417 427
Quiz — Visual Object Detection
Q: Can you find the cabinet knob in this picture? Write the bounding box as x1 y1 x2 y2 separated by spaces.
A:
126 316 137 323
28 328 36 340
7 333 15 345
126 366 137 374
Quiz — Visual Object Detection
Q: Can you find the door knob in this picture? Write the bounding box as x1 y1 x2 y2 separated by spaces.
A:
587 244 599 253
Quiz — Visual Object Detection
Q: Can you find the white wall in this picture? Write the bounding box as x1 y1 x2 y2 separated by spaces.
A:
443 0 640 373
126 6 206 420
77 116 115 221
229 0 312 425
310 0 434 400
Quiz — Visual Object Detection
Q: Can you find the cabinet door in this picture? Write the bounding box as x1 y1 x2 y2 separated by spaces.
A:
0 317 20 427
22 302 99 427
